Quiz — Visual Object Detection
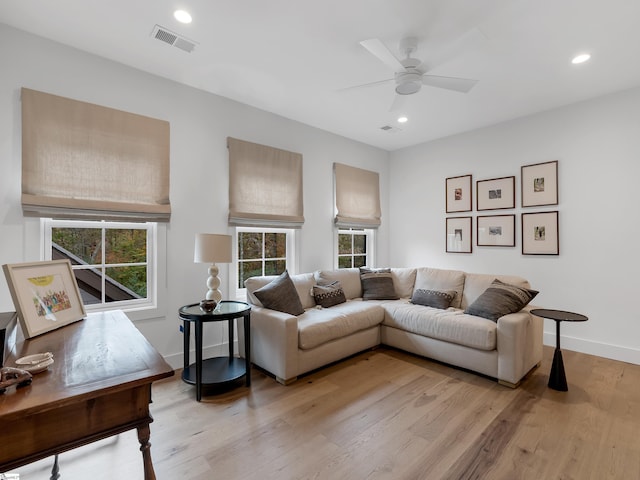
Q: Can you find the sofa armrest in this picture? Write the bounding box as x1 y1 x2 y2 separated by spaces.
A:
496 306 543 385
238 305 300 382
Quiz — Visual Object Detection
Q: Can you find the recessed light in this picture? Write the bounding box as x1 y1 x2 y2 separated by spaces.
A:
174 10 192 24
571 53 591 64
397 116 408 123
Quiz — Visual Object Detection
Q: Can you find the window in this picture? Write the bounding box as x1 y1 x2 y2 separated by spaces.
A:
234 227 295 298
337 228 374 269
43 219 156 311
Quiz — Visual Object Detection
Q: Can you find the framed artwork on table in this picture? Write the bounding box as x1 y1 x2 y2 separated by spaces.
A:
476 176 515 211
446 216 473 253
477 214 516 247
521 160 558 207
2 259 86 338
522 211 559 255
446 175 472 213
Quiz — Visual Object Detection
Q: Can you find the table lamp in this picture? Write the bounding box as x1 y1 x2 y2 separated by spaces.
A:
194 233 232 305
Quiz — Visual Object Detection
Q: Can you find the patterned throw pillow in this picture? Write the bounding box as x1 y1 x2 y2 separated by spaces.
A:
359 267 399 300
464 279 538 321
254 270 305 316
312 281 347 308
410 289 456 309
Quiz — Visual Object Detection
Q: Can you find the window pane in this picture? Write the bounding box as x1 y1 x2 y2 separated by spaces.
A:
353 234 366 254
338 256 352 269
72 268 102 305
338 234 352 254
239 232 263 260
239 261 262 288
52 228 102 264
353 255 367 268
105 266 147 302
265 259 286 276
265 233 286 258
105 229 147 264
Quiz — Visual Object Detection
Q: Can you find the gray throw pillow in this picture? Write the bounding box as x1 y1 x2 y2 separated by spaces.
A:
359 267 399 300
312 281 347 308
254 270 305 316
410 289 456 309
464 279 538 321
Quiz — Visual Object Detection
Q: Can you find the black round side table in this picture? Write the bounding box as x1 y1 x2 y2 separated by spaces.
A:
530 308 588 391
179 301 251 401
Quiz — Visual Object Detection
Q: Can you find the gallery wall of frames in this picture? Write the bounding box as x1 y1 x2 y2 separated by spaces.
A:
445 160 559 255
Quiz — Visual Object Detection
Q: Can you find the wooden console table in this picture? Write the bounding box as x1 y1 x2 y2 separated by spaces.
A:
0 310 174 479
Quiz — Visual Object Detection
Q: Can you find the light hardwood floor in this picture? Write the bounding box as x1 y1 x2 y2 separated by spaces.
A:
14 345 640 479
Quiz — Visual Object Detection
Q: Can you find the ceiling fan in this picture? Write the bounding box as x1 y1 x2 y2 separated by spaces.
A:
354 37 478 109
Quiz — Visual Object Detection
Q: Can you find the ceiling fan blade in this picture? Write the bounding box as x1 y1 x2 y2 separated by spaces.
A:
421 74 478 93
389 93 407 112
337 77 394 92
360 38 404 71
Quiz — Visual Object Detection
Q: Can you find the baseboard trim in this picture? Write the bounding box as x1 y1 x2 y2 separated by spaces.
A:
544 332 639 366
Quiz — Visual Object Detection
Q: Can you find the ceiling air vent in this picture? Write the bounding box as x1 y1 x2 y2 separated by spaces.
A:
151 25 197 53
380 125 402 133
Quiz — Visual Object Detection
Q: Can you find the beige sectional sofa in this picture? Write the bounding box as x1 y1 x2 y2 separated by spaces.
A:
239 267 543 388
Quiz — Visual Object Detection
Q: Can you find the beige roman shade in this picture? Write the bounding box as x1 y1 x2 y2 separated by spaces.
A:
228 137 304 227
334 162 381 228
21 88 170 221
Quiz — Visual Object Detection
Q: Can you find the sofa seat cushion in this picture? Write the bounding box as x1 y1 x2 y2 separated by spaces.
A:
381 302 497 351
297 300 385 350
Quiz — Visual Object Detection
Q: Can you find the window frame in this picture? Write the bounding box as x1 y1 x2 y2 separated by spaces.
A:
232 226 297 300
335 227 376 269
41 218 158 314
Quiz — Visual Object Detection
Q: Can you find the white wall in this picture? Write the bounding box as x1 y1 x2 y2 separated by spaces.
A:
390 86 640 365
0 24 390 367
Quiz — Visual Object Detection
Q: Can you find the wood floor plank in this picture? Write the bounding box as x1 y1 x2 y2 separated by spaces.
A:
11 345 640 480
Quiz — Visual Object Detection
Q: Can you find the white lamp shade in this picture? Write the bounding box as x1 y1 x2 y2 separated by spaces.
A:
194 233 232 264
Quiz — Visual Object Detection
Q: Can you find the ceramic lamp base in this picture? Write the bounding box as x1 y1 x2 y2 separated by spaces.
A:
205 264 223 303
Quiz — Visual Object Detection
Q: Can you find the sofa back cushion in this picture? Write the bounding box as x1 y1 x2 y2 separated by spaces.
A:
414 268 466 309
245 272 316 310
462 273 531 310
315 268 362 300
390 268 417 298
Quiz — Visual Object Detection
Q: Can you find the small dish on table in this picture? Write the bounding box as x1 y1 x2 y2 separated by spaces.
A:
15 352 54 374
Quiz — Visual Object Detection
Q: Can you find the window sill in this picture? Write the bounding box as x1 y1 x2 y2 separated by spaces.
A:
84 303 166 322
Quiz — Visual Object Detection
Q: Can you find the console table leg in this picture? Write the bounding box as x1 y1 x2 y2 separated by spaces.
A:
49 454 60 480
137 423 157 480
549 348 568 391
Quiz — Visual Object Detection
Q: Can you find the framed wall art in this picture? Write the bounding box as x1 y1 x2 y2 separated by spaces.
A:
521 211 559 255
477 214 516 247
446 216 473 253
521 160 558 207
476 176 515 211
2 259 86 338
446 174 472 213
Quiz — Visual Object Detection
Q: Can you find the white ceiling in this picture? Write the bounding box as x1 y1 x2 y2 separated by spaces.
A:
2 0 640 151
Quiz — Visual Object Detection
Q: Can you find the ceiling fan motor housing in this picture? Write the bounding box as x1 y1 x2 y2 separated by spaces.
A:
395 70 422 95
